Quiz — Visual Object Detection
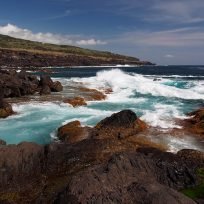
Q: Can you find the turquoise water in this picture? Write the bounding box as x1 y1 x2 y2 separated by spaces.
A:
0 67 204 151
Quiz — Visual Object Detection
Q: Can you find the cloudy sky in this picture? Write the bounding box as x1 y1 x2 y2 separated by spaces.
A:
0 0 204 65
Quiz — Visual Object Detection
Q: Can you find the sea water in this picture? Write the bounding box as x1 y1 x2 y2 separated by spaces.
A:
0 65 204 152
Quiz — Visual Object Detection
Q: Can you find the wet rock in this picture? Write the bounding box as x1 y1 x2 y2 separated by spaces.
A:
51 81 63 92
79 87 106 101
0 139 6 145
94 110 147 139
57 120 91 143
39 75 54 87
64 97 87 107
40 85 51 95
183 108 204 136
0 99 14 118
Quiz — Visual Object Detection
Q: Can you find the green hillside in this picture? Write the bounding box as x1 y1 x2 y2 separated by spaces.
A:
0 34 139 61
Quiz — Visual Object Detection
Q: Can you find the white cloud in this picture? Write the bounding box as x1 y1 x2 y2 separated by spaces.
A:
164 54 174 58
0 24 107 46
76 39 107 45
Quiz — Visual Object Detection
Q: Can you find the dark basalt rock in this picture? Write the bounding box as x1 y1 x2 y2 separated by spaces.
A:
51 81 63 92
97 110 138 128
0 139 6 145
0 69 63 117
0 111 203 203
40 85 51 95
94 110 147 140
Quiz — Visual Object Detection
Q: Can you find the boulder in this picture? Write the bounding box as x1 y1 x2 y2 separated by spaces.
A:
64 97 87 107
57 120 91 143
51 81 63 92
94 110 147 139
0 99 14 118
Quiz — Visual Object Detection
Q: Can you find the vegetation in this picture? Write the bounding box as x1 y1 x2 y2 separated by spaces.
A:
0 34 139 61
181 168 204 200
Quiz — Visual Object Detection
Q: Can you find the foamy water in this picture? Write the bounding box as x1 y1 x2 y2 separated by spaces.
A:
0 68 204 152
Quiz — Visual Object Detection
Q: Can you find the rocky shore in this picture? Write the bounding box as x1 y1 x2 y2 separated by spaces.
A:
0 110 203 203
0 69 63 118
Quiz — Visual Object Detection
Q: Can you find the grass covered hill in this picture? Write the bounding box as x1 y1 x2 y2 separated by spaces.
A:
0 34 152 68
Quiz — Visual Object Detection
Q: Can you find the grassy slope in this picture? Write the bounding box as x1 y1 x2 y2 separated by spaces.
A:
0 34 139 61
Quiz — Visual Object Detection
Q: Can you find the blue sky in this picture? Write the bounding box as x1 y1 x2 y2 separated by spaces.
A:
0 0 204 64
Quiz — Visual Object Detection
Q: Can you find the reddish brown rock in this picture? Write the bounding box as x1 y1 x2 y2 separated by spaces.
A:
79 87 106 101
0 99 14 118
183 108 204 136
57 120 91 143
64 97 87 107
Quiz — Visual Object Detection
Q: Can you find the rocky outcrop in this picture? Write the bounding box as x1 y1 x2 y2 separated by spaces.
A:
0 69 63 98
0 69 63 117
0 110 203 203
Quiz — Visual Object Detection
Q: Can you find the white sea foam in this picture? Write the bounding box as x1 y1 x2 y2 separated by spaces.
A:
69 69 204 100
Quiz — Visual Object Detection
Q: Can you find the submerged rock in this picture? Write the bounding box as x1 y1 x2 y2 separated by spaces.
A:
64 97 87 107
79 87 106 101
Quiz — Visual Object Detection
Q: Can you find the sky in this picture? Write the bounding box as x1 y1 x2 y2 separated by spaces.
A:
0 0 204 65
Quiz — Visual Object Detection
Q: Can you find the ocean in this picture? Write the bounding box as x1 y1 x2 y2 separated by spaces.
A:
0 65 204 152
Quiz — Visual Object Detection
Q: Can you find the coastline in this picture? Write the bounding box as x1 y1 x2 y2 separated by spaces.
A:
0 67 203 203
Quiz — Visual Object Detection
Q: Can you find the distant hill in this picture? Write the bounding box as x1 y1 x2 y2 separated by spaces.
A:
0 34 153 68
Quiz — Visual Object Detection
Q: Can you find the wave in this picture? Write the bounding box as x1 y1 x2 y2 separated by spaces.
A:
70 69 204 100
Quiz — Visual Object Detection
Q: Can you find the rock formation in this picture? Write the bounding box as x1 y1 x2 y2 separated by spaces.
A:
0 69 63 118
0 110 203 203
